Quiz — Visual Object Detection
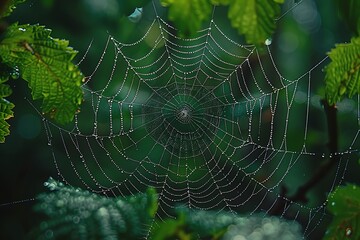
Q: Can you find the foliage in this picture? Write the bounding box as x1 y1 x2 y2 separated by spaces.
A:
160 0 213 36
150 207 302 240
0 63 14 143
227 0 282 46
160 0 284 45
0 0 84 142
324 37 360 105
33 180 302 240
32 178 158 240
324 184 360 240
0 23 84 124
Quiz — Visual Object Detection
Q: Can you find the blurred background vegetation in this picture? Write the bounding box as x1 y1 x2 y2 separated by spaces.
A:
0 0 359 239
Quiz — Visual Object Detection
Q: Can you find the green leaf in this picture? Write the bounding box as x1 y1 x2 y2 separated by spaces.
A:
324 184 360 239
160 0 213 36
324 37 360 105
210 0 230 5
337 0 360 36
0 0 25 18
33 178 158 240
150 215 187 240
0 89 14 143
227 0 282 45
0 23 84 124
0 63 14 143
0 83 12 97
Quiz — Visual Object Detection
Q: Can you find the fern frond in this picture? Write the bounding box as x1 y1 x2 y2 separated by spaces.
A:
325 37 360 105
0 0 25 18
33 178 158 240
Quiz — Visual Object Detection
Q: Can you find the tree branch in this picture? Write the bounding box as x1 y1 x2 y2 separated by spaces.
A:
270 100 339 215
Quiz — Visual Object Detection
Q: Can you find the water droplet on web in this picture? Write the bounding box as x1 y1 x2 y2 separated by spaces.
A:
265 38 272 46
331 202 335 206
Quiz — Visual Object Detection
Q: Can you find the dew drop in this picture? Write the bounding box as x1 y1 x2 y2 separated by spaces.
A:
345 227 352 237
265 38 272 46
128 7 143 23
331 202 335 206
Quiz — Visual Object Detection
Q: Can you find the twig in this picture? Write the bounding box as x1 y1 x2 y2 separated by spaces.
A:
270 100 339 215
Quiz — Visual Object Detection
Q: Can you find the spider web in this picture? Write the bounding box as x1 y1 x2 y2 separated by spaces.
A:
39 1 359 238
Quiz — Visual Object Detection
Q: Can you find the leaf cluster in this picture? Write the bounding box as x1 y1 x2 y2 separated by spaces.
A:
0 0 84 142
160 0 284 45
324 1 360 105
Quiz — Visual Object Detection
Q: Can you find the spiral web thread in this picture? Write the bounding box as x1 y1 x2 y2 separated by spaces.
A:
41 1 359 238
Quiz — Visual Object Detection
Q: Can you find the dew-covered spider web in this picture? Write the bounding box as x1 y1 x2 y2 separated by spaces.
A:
39 1 359 239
